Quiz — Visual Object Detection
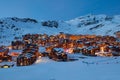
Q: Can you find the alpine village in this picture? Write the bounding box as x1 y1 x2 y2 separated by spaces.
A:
0 31 120 68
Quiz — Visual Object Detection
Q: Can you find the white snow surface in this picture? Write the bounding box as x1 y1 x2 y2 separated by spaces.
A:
1 56 120 80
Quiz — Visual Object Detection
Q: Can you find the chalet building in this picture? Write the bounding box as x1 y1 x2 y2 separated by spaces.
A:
0 47 9 56
17 52 37 66
58 32 66 39
23 43 39 56
11 40 25 50
16 42 39 66
0 47 12 62
48 48 68 61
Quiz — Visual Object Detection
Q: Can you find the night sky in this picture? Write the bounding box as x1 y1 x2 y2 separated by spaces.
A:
0 0 120 20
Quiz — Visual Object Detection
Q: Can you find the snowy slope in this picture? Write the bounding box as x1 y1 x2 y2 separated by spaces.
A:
1 14 120 46
0 56 120 80
66 14 120 35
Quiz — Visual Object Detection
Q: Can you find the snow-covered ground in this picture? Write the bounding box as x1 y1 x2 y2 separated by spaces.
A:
0 56 120 80
1 14 120 46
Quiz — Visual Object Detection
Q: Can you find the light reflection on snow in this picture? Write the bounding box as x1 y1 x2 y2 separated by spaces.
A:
35 56 49 64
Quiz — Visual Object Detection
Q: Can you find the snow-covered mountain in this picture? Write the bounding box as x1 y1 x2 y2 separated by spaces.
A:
1 14 120 45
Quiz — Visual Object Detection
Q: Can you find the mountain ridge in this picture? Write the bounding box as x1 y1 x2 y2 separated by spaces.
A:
0 14 120 46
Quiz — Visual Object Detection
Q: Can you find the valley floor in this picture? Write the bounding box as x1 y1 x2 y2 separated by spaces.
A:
0 56 120 80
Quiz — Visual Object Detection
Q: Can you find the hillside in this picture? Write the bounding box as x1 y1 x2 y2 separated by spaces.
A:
0 14 120 46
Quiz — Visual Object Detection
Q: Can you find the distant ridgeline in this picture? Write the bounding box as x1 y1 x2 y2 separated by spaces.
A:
10 17 38 23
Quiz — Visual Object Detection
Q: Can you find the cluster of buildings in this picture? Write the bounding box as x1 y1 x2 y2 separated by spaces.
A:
12 40 39 66
22 32 120 57
0 32 120 67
